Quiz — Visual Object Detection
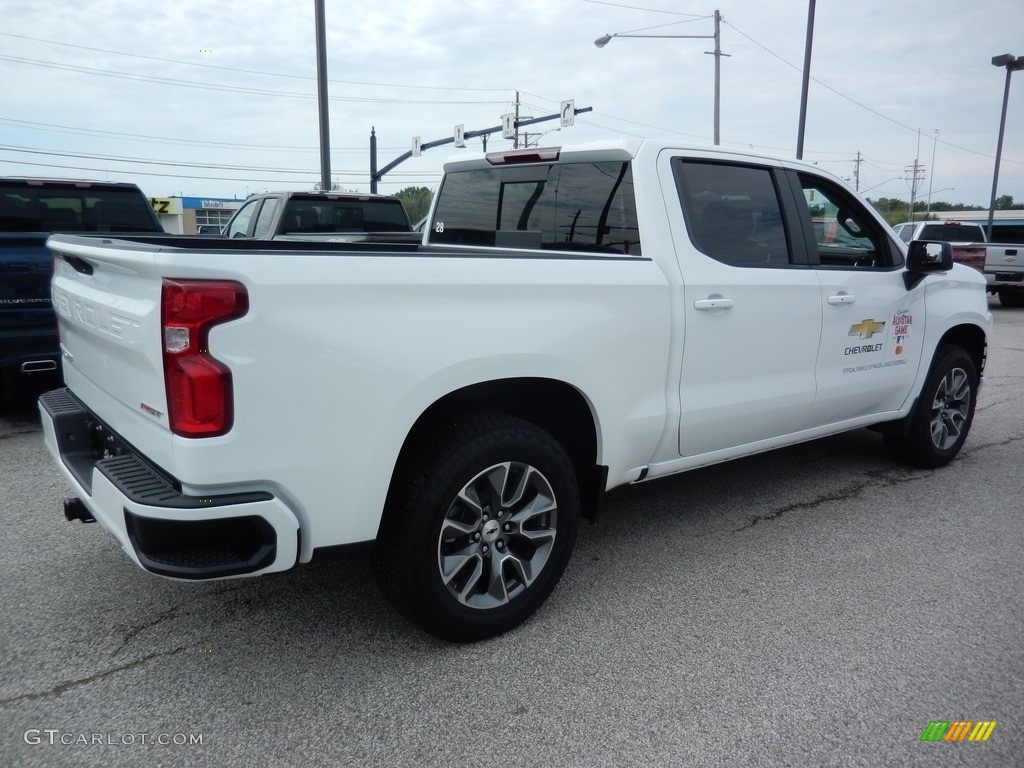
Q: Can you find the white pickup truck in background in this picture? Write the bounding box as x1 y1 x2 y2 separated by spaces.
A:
40 141 991 641
893 219 1024 306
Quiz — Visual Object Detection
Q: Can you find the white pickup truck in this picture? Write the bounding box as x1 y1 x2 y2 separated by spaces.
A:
40 141 991 641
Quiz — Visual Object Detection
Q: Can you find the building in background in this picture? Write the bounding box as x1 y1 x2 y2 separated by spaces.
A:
148 196 244 234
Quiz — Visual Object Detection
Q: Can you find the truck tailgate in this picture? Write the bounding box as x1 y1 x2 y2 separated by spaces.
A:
950 244 985 272
47 235 169 440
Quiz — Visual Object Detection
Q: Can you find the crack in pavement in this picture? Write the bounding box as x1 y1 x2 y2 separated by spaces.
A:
0 645 190 706
732 467 932 533
111 582 250 657
960 433 1024 454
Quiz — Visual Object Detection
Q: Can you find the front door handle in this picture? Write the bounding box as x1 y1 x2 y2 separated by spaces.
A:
827 294 855 305
694 298 734 311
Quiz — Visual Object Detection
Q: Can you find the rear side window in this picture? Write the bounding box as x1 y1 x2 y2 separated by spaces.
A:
252 197 280 238
673 160 792 266
430 161 641 255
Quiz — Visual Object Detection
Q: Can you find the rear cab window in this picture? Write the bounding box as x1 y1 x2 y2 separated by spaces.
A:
429 160 642 255
918 222 985 242
281 196 412 235
0 183 162 233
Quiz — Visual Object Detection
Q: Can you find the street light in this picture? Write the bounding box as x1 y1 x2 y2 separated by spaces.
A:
987 54 1024 240
926 129 939 215
594 11 727 145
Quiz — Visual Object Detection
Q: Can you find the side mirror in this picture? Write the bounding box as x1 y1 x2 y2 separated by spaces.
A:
904 240 953 289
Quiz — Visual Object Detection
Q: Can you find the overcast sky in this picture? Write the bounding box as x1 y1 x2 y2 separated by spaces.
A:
2 0 1022 208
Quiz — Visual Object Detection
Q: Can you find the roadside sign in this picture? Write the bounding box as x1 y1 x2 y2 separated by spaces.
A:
561 100 575 127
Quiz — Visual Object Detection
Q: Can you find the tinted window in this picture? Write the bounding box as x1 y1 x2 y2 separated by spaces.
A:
280 198 411 234
252 197 280 238
431 162 641 255
0 185 160 233
227 199 260 238
798 175 901 269
918 223 984 242
673 160 792 266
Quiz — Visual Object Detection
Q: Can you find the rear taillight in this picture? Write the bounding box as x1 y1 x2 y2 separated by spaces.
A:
161 280 248 437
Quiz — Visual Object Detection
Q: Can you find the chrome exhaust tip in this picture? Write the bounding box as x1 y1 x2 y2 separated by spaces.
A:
21 360 58 373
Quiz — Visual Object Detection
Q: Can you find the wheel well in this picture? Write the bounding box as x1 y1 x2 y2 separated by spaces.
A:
397 378 604 521
939 324 988 377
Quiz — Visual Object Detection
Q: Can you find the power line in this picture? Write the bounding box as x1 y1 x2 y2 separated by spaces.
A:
0 158 435 185
722 20 1024 168
0 31 512 94
0 144 320 174
579 1 706 18
0 55 507 105
0 117 406 153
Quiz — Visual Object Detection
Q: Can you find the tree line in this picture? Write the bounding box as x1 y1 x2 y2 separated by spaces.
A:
869 194 1023 226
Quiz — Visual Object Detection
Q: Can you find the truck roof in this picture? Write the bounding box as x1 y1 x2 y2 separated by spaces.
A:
1 177 148 191
439 139 840 180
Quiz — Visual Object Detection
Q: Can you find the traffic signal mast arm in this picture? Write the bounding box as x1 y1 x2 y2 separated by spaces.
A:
370 106 593 192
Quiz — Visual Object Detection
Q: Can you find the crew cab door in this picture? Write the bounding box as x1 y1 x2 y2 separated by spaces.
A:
670 158 821 456
785 171 926 422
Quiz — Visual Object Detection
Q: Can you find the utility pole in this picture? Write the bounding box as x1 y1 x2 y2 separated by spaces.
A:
795 0 816 159
853 151 862 192
314 0 331 191
710 10 723 146
595 11 727 145
905 159 926 223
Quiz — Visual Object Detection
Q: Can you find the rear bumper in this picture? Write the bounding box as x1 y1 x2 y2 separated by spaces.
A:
984 270 1024 288
39 387 300 580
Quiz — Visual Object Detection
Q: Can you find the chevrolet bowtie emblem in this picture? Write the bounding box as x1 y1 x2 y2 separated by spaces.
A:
848 319 885 339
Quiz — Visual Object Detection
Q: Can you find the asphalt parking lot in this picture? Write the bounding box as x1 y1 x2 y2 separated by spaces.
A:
1 299 1021 768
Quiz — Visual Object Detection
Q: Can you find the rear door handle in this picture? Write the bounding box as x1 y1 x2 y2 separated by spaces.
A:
827 294 855 305
694 298 734 311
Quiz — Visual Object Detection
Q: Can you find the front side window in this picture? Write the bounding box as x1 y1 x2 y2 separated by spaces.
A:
431 161 641 255
798 175 901 269
226 199 260 238
674 160 792 267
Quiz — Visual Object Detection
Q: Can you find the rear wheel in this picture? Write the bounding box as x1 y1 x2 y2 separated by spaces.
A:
885 345 977 468
998 287 1024 308
374 413 580 642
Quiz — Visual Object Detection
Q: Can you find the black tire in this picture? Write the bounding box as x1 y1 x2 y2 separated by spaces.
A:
998 288 1024 308
885 345 978 468
374 413 580 642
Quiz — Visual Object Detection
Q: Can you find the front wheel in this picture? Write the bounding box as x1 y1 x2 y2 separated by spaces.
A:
374 413 580 642
885 345 978 468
